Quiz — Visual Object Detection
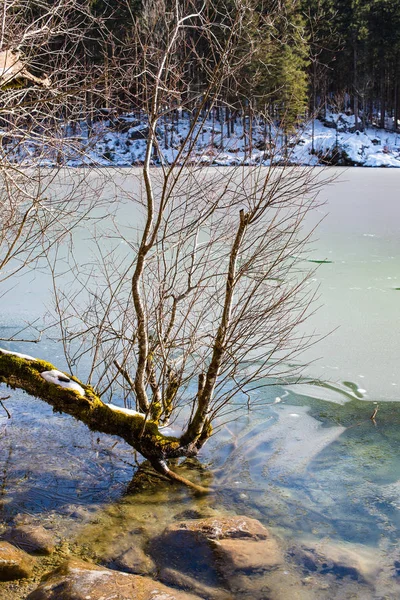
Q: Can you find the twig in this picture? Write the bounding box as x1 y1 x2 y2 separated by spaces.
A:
0 396 11 419
370 404 379 423
0 336 42 343
113 360 135 391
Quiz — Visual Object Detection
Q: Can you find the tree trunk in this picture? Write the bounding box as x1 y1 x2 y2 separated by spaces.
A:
311 60 317 154
226 105 230 138
353 42 360 130
0 351 212 493
380 73 386 129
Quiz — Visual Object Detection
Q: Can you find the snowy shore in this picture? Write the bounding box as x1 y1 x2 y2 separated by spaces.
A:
4 112 400 168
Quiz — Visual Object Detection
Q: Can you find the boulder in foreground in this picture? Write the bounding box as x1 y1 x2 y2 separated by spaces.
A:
151 515 283 596
4 524 56 555
0 541 36 580
26 558 204 600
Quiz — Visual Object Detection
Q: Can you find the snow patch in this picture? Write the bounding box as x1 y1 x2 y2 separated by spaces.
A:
0 347 37 361
158 424 186 438
364 152 400 167
40 370 85 396
105 403 144 417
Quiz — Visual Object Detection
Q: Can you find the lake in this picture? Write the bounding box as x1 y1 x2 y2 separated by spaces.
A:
0 167 399 599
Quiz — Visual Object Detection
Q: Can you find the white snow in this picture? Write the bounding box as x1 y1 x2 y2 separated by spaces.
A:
158 424 186 438
4 110 400 168
105 403 144 417
0 347 37 361
40 369 85 396
364 152 400 167
103 403 184 434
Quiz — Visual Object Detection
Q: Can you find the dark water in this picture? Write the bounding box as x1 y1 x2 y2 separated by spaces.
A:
0 168 400 598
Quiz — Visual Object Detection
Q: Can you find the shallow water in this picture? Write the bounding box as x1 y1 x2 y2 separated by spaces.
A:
0 168 400 599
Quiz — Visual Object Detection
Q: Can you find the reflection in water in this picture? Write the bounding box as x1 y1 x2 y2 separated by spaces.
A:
0 391 135 527
1 382 400 597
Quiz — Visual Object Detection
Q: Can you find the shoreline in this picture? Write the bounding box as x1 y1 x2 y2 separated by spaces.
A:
3 112 400 169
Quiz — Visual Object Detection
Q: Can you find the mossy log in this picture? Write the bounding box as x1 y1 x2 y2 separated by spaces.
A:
0 350 211 493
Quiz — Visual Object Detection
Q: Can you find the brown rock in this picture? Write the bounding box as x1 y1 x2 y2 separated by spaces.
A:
150 521 224 589
0 541 36 580
214 538 283 572
166 516 283 574
151 515 283 597
27 558 204 600
5 525 56 555
165 516 270 541
111 546 156 575
160 567 233 600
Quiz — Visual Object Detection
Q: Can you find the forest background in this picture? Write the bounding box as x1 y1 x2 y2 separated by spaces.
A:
2 0 400 156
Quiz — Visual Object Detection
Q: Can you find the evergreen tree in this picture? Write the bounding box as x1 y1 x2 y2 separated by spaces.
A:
367 0 400 128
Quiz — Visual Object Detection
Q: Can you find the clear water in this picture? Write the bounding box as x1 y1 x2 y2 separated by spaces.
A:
0 168 400 599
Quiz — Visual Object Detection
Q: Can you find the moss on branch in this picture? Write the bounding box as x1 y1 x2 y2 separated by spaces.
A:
0 352 181 462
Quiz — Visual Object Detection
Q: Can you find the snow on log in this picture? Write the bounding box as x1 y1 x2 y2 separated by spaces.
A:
0 347 37 361
158 424 186 438
106 403 145 417
41 369 85 396
0 350 182 462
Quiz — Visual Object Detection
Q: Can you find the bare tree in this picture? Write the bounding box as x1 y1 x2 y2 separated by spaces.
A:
0 0 328 492
0 0 112 336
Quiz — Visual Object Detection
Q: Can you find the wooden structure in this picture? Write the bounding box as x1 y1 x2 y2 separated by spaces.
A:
0 50 50 88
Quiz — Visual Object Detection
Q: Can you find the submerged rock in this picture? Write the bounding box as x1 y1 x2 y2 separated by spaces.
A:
0 541 36 580
158 515 275 543
174 509 205 521
151 515 283 597
110 545 156 575
214 537 282 573
4 524 57 555
289 539 382 584
26 558 204 600
151 518 223 589
174 515 272 541
160 568 233 600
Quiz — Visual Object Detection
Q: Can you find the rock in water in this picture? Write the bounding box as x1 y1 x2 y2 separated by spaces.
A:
167 515 271 540
150 515 283 596
214 537 282 572
0 541 36 580
159 568 233 600
26 558 204 600
289 539 383 584
4 525 56 555
110 546 156 575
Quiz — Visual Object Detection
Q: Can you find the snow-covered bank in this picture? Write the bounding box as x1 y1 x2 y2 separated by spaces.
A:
302 113 400 168
3 111 400 168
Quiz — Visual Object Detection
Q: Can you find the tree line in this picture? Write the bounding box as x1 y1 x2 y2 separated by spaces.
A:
306 0 400 130
87 0 400 132
3 0 400 135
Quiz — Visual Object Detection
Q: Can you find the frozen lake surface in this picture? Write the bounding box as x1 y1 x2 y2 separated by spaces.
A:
0 167 399 598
